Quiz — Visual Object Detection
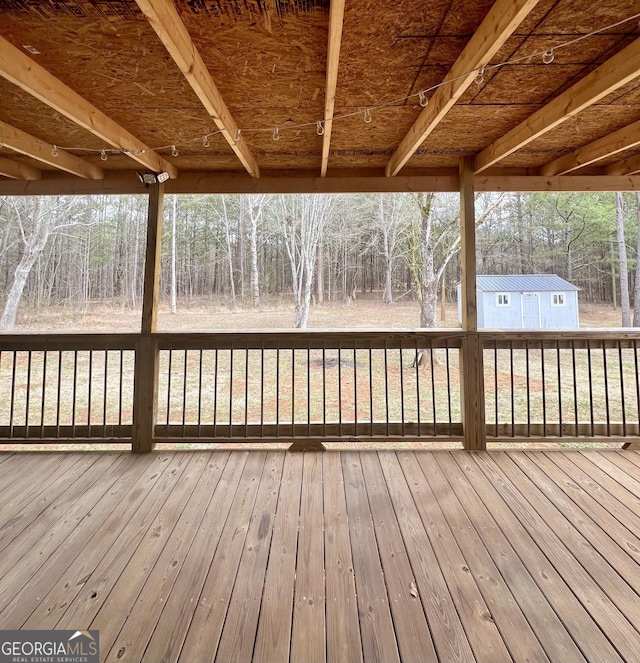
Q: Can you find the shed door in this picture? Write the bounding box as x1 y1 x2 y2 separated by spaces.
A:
522 292 540 328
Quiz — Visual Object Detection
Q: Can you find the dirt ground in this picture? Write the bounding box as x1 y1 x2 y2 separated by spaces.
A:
9 295 626 332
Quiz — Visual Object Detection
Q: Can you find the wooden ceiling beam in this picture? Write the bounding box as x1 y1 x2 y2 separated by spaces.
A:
0 119 103 180
475 38 640 173
135 0 260 178
0 155 41 180
385 0 541 177
0 36 177 178
540 119 640 176
320 0 345 177
606 153 640 176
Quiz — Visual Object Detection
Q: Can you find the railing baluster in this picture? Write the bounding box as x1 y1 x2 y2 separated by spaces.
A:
229 345 234 437
322 340 327 438
429 344 436 436
9 351 17 438
414 339 421 437
338 342 342 438
399 345 405 437
182 349 188 438
541 342 547 437
41 350 47 438
635 340 640 433
245 342 249 438
213 348 218 438
260 344 265 438
353 345 358 436
587 340 594 437
118 350 123 436
166 347 172 438
494 341 498 438
556 340 562 438
71 350 78 438
525 340 531 438
446 340 452 437
572 342 578 437
87 350 93 438
384 340 389 438
291 347 295 438
307 345 311 438
103 349 108 439
369 341 373 437
197 346 203 439
25 350 32 438
603 340 610 437
56 351 63 438
618 340 626 437
510 341 515 438
275 345 280 438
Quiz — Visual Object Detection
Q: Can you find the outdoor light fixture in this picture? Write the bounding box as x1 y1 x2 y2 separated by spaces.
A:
137 171 170 185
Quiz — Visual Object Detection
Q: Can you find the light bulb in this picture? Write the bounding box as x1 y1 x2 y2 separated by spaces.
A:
171 145 179 157
234 129 241 142
273 127 280 141
363 108 372 123
542 49 554 64
474 66 485 85
202 135 210 148
51 145 59 157
418 91 428 107
100 149 108 161
317 121 325 136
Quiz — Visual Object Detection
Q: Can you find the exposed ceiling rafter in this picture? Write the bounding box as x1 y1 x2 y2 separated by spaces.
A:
607 153 640 176
475 37 640 173
0 119 104 180
0 36 177 178
0 155 41 180
385 0 541 178
540 119 640 176
135 0 260 178
320 0 345 177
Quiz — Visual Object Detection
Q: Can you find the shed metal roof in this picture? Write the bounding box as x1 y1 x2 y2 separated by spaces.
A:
476 275 579 292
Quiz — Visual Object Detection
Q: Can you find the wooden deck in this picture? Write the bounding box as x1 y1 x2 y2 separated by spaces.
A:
0 449 639 663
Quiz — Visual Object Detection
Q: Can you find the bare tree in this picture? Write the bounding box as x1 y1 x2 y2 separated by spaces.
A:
245 194 267 308
0 196 84 330
279 194 335 328
616 192 630 327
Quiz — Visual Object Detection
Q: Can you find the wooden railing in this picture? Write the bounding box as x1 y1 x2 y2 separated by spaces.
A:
2 329 640 449
154 331 463 443
483 331 640 443
0 334 136 442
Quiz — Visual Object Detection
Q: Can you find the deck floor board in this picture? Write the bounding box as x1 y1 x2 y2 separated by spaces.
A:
0 449 639 663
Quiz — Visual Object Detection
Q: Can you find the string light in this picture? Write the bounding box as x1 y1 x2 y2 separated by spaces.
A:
100 149 108 161
12 12 638 159
202 135 210 147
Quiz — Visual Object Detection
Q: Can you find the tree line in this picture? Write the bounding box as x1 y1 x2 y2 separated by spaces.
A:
1 191 640 330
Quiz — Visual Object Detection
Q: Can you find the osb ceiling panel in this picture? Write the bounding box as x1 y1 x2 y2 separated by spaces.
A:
0 0 640 181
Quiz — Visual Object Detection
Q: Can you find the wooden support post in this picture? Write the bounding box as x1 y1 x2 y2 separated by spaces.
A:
133 183 164 452
459 157 486 450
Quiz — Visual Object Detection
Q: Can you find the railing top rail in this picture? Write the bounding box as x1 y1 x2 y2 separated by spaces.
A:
480 328 640 349
151 328 466 350
0 332 139 351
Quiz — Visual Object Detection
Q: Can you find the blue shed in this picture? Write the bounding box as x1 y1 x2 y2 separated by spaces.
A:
457 274 580 329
